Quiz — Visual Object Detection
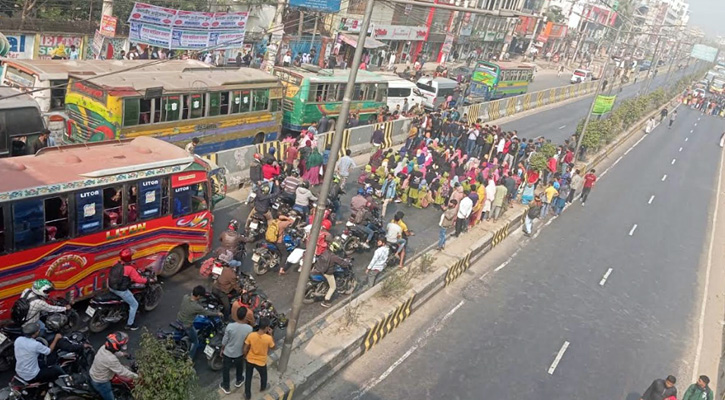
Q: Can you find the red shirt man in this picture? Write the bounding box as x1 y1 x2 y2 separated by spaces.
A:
581 169 597 205
262 162 280 180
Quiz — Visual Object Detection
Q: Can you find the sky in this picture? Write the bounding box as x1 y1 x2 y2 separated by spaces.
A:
686 0 725 37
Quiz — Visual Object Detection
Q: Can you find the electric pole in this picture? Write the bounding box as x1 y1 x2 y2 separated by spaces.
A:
101 0 113 17
277 0 376 375
264 0 286 74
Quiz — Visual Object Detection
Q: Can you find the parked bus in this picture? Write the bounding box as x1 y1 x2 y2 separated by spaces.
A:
467 61 535 103
0 59 210 136
0 87 47 157
274 66 388 132
64 67 283 154
0 137 224 322
710 77 725 95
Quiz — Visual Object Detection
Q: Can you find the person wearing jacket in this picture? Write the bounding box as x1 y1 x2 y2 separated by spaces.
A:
523 196 542 236
381 173 398 217
177 286 222 360
261 159 280 181
641 375 677 400
19 279 70 333
247 154 263 203
438 199 457 250
294 181 317 216
312 249 350 308
248 184 278 223
212 265 241 320
682 375 713 400
89 332 137 400
108 249 147 331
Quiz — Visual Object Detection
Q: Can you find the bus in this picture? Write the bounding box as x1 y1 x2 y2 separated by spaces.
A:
0 87 47 157
64 67 284 155
709 77 725 95
274 66 388 132
467 61 536 103
0 137 223 321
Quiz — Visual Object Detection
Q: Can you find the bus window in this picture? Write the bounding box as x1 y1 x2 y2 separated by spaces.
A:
50 80 67 110
44 196 69 241
127 185 138 223
326 84 339 101
231 90 251 114
103 186 123 228
0 207 5 253
138 178 165 220
220 92 230 115
76 189 102 235
270 98 282 112
308 84 318 102
191 183 208 212
152 98 162 123
187 94 204 119
353 84 362 101
208 92 221 116
163 96 181 121
123 98 140 127
252 89 269 112
173 183 208 217
139 98 152 125
375 84 387 102
12 199 44 250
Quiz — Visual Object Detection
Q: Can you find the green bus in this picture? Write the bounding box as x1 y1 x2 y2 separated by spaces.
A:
273 66 388 132
466 61 535 103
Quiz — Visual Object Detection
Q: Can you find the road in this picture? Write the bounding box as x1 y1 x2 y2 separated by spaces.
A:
0 61 699 386
314 106 724 399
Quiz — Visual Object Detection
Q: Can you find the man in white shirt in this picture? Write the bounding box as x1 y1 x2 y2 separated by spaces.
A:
466 126 479 155
283 51 292 67
14 322 64 383
455 192 473 237
365 238 389 288
335 149 357 188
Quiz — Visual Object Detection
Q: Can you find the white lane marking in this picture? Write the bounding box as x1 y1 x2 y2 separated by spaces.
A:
558 125 567 130
601 134 648 178
613 155 623 166
698 117 701 121
679 147 683 152
691 140 724 381
547 341 571 375
628 224 638 236
599 170 608 177
599 268 614 286
351 300 466 399
686 137 689 141
648 195 655 204
494 248 521 272
671 158 677 165
662 174 667 181
690 130 694 133
625 147 633 155
695 123 698 127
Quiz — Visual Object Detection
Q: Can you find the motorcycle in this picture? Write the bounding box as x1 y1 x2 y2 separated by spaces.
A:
252 228 303 275
1 376 51 400
0 324 23 372
339 217 385 256
302 260 357 304
86 269 163 333
45 369 135 400
245 212 268 242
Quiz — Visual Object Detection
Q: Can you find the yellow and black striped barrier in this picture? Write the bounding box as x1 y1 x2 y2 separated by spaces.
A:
491 224 510 247
549 88 557 104
523 93 532 111
488 101 501 120
256 140 290 161
375 121 395 149
322 129 352 157
362 294 416 353
536 91 545 107
468 103 483 123
261 380 295 400
444 252 472 286
506 98 516 116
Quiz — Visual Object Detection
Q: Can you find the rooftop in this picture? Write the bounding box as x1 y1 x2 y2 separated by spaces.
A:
0 86 41 109
274 66 387 84
0 59 210 82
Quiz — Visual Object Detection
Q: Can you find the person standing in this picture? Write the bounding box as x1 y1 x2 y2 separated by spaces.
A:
365 238 389 288
177 286 222 360
581 169 597 206
682 375 713 400
438 199 457 249
185 137 200 155
668 110 677 129
318 113 329 134
31 130 50 154
243 318 275 400
335 149 357 188
219 307 253 394
568 169 583 203
455 191 473 237
381 172 398 217
541 182 558 218
491 180 508 222
523 196 542 236
640 375 677 400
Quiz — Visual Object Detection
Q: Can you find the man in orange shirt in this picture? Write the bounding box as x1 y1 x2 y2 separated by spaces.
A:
243 318 275 399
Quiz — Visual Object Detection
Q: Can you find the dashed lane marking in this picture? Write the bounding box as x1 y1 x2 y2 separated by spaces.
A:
662 174 667 181
629 224 638 236
599 268 613 286
679 147 683 152
672 158 677 165
648 195 655 204
547 341 571 375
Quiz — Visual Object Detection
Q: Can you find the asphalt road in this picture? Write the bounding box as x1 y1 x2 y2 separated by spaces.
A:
315 106 723 399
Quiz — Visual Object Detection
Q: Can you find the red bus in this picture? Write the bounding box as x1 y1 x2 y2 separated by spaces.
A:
0 137 224 320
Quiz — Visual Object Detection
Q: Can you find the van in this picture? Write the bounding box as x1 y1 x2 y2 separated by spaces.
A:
416 77 458 109
570 69 593 84
378 73 426 112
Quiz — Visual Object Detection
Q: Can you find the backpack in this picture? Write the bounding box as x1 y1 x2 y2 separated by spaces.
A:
108 262 131 291
265 219 280 243
11 291 36 325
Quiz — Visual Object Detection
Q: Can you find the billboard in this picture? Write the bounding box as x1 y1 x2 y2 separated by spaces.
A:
289 0 341 13
691 44 718 63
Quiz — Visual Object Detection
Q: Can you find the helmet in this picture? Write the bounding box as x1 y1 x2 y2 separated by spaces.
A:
45 313 68 333
329 239 342 253
228 219 239 231
31 279 54 297
261 185 271 194
357 188 365 195
332 175 340 183
321 220 332 231
364 184 374 196
105 331 129 352
253 153 262 160
301 180 310 189
290 169 300 177
119 248 133 263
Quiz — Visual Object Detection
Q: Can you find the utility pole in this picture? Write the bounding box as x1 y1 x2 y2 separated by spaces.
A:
311 14 319 52
101 0 113 18
277 0 376 375
298 11 304 36
574 22 622 162
643 35 663 93
264 0 286 74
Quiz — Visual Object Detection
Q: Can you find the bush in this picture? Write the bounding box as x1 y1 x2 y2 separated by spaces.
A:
133 331 219 400
528 152 548 172
539 143 557 158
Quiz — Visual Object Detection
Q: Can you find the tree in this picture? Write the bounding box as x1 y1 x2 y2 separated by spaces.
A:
133 330 219 400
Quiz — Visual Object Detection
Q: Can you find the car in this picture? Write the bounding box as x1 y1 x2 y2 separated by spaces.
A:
570 69 593 84
639 60 652 71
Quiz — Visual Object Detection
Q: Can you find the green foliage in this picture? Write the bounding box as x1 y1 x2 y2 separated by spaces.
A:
133 330 219 400
528 153 548 172
539 143 557 158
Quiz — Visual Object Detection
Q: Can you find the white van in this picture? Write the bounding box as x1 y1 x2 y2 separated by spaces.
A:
377 73 425 112
416 77 458 109
570 69 593 84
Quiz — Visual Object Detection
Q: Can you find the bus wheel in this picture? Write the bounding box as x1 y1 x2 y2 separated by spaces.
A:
254 132 265 144
160 247 186 277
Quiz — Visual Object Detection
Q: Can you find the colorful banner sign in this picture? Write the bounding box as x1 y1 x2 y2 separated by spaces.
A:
129 21 172 48
100 15 118 37
372 25 428 41
129 2 177 25
289 0 341 13
592 95 616 115
3 34 34 59
171 28 209 49
38 34 82 59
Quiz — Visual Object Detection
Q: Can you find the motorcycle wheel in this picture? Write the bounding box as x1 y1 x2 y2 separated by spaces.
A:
207 350 224 371
88 311 111 333
342 278 357 295
302 285 317 304
253 258 271 275
144 284 164 312
0 350 13 372
343 237 360 256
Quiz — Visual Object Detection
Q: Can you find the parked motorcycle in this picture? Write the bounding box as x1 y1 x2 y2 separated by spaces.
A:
339 217 385 256
245 212 268 242
252 228 303 275
86 269 163 333
0 324 23 372
45 370 135 400
302 260 356 304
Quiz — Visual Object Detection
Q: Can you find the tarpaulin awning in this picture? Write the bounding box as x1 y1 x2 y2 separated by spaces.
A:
339 33 386 49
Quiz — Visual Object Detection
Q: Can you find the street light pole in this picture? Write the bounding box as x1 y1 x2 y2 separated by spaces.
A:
574 22 622 162
277 0 376 375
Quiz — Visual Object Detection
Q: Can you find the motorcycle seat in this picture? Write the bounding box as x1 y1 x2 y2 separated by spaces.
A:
3 325 23 337
94 291 122 302
310 274 325 282
10 375 43 389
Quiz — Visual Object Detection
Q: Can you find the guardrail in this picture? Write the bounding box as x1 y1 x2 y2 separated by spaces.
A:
201 80 600 188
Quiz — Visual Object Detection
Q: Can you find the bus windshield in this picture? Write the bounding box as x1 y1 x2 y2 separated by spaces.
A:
471 65 498 87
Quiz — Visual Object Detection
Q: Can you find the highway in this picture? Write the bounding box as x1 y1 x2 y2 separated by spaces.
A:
313 105 724 400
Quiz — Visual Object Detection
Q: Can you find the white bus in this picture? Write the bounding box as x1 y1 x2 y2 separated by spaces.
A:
415 76 458 109
377 73 425 112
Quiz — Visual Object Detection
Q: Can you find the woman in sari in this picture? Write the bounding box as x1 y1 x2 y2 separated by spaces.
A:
303 147 323 185
483 178 496 221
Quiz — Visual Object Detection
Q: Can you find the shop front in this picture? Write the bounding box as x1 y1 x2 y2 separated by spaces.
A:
371 24 428 65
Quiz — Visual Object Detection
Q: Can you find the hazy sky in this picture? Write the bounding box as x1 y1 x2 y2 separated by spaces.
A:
687 0 725 37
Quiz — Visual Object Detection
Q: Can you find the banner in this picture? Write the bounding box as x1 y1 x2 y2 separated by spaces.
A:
691 44 718 63
592 95 616 115
100 15 118 37
289 0 341 13
128 2 248 50
92 30 105 57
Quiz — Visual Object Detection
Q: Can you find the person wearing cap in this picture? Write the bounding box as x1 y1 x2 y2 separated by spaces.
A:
246 153 263 204
14 322 64 383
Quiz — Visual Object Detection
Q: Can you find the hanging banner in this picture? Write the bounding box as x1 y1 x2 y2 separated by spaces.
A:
172 10 214 29
211 12 249 29
592 95 616 115
171 29 210 50
129 21 172 48
100 15 118 37
129 2 177 25
92 30 105 57
209 31 245 48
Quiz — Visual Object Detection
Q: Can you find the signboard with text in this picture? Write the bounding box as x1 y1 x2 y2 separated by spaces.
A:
100 15 118 37
4 34 34 59
691 44 718 63
289 0 341 13
38 34 82 59
372 25 428 41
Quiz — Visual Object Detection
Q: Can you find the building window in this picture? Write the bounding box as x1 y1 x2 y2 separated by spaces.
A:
49 80 67 110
